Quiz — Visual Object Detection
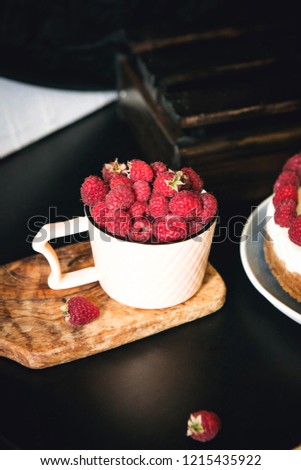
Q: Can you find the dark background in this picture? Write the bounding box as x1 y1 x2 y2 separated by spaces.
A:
0 103 300 450
0 0 300 89
0 0 301 451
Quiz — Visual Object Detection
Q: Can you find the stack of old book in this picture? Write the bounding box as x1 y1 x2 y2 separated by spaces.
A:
118 22 301 200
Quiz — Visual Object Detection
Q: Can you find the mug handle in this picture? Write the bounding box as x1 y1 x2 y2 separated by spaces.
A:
32 216 98 289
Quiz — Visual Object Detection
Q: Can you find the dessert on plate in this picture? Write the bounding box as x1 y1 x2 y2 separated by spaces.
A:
264 153 301 301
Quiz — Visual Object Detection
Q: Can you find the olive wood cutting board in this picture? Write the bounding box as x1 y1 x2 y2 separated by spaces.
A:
0 242 226 369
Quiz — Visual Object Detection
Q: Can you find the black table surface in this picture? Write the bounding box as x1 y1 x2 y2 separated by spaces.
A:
0 103 300 451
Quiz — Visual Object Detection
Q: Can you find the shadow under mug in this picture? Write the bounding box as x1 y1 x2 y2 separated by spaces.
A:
32 209 216 309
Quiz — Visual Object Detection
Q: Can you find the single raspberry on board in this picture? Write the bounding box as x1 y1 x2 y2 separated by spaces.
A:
154 214 187 242
106 184 135 210
80 175 108 206
273 184 298 208
187 410 221 443
133 180 151 202
102 158 127 182
153 171 185 197
109 174 132 189
62 296 100 327
273 170 299 193
288 214 301 246
181 167 204 192
169 190 202 219
274 198 297 228
151 161 167 176
128 159 154 182
149 195 169 218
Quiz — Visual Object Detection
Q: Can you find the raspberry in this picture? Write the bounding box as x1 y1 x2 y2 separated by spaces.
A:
110 174 132 189
169 190 202 220
80 175 108 206
149 195 169 218
188 220 204 236
273 184 298 208
181 167 204 192
151 161 167 176
274 198 297 227
133 180 151 202
153 171 185 197
91 201 108 227
102 158 127 182
187 410 221 443
129 218 152 243
196 193 218 224
273 170 299 192
105 209 131 238
106 184 135 210
128 159 154 182
82 159 215 244
129 201 149 218
288 214 301 246
62 296 99 327
154 214 187 242
283 153 301 180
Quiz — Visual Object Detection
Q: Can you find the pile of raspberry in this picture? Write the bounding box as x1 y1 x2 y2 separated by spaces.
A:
272 152 301 245
80 159 217 243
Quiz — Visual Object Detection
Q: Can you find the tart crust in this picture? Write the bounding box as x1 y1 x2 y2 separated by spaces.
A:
264 234 301 302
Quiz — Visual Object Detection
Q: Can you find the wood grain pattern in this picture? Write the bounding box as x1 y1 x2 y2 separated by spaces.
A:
118 57 301 201
134 23 301 126
118 21 301 195
0 242 226 369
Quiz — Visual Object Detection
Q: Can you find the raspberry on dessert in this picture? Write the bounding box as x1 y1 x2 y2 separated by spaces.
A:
151 161 168 176
153 171 185 197
154 214 187 242
274 198 297 228
149 194 169 218
181 167 204 192
128 159 154 182
273 171 299 192
129 201 149 218
105 209 131 238
283 153 301 180
80 175 108 206
106 184 135 210
169 190 202 220
91 201 108 227
129 218 152 243
62 296 100 327
273 184 298 208
288 214 301 246
102 158 127 182
133 180 151 202
109 174 132 189
187 410 221 443
196 193 218 224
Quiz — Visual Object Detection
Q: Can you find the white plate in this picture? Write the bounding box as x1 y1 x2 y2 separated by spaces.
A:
240 196 301 324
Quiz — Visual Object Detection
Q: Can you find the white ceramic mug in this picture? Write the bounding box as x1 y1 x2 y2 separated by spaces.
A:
32 210 216 309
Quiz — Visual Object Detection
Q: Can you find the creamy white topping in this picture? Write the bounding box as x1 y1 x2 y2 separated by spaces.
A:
265 197 301 274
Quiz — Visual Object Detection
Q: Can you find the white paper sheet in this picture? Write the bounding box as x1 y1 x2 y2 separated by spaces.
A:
0 77 117 158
